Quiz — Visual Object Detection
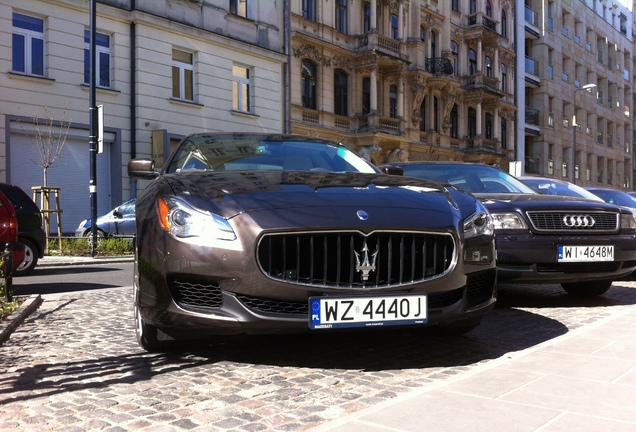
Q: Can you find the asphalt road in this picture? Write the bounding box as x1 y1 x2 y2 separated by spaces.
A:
2 263 635 431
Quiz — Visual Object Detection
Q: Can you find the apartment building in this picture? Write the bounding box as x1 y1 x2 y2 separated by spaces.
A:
1 0 287 232
289 0 517 167
520 0 633 189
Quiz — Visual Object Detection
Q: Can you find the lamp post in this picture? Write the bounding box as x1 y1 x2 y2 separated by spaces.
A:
572 83 597 184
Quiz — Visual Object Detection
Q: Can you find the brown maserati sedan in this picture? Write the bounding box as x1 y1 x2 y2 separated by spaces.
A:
128 133 497 350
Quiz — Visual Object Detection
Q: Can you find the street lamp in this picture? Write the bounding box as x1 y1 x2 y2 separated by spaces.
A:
572 83 597 184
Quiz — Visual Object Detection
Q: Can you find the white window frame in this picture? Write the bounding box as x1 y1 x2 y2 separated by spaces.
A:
172 49 195 102
84 30 112 87
232 64 252 113
12 12 45 76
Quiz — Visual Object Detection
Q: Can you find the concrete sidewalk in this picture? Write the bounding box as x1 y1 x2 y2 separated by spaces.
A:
38 254 134 266
309 306 636 432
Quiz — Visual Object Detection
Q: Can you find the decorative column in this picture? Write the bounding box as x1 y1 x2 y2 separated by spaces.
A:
476 101 483 135
370 67 378 113
371 0 377 31
397 73 404 118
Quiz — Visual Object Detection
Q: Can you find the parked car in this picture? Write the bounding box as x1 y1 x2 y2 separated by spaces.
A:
519 176 604 202
585 187 636 211
0 183 46 276
75 199 136 239
128 133 497 351
381 161 636 297
0 190 25 273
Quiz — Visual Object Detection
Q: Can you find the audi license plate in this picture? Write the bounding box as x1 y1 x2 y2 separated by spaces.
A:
309 294 427 329
558 245 614 262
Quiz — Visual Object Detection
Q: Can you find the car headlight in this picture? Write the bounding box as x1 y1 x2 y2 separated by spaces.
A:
463 203 494 239
157 197 236 240
621 213 636 230
490 212 528 230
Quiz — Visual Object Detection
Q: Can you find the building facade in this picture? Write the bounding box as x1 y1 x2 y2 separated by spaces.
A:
520 0 633 188
1 0 287 232
289 0 517 167
3 0 636 233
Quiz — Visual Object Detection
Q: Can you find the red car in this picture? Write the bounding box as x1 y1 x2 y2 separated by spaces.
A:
0 190 25 272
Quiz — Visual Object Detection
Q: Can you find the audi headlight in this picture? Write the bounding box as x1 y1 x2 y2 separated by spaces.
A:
491 212 527 230
621 212 636 229
463 202 494 239
157 197 236 240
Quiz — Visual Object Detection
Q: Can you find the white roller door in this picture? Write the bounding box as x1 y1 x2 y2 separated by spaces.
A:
9 131 113 235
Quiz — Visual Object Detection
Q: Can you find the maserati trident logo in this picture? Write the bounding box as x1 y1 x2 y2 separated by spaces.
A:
354 240 378 281
563 214 596 227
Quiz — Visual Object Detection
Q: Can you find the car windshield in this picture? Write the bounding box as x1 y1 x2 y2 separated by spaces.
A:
588 189 636 208
521 178 603 201
400 164 537 194
165 135 378 174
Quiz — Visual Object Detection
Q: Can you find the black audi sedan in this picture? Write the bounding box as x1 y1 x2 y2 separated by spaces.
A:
128 134 497 351
382 162 636 297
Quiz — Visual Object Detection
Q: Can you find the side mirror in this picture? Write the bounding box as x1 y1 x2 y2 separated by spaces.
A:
128 159 159 179
380 165 404 176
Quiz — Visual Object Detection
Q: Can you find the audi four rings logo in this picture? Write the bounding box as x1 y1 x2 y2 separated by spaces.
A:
563 214 596 227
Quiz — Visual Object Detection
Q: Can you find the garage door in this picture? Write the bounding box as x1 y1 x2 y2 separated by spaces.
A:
9 131 113 235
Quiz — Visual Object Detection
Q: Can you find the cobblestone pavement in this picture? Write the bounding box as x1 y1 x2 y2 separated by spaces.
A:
1 280 635 431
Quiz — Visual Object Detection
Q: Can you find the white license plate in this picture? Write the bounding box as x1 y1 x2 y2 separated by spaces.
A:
558 245 614 262
309 294 427 329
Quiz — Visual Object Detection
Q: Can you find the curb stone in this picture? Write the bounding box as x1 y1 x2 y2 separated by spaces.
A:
0 294 43 346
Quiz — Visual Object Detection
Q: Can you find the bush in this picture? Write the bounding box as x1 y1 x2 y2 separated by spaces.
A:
47 237 134 256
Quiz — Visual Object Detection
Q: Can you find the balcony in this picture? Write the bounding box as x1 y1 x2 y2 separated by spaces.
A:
466 13 500 42
425 57 453 75
359 33 404 59
525 107 540 126
464 137 513 159
525 157 542 175
462 74 502 96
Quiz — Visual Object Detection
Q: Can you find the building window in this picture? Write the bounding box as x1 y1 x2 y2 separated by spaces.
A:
452 0 459 13
450 104 459 138
501 10 508 38
486 0 493 17
389 85 397 118
334 69 348 116
501 118 508 149
468 108 477 137
451 41 459 75
485 113 493 139
335 0 347 33
172 49 194 101
433 96 439 132
12 12 44 76
469 0 477 14
431 32 437 57
84 30 111 87
230 0 252 19
485 56 492 77
501 64 508 92
302 59 317 109
391 14 399 40
420 26 426 42
469 49 477 75
363 3 371 32
303 0 316 21
420 97 427 131
232 65 251 112
362 77 371 115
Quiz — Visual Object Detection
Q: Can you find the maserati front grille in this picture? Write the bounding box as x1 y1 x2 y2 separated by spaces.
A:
257 231 455 288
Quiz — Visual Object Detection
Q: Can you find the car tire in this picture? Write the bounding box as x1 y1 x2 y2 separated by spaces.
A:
560 280 612 297
15 238 38 276
83 229 106 246
134 302 167 351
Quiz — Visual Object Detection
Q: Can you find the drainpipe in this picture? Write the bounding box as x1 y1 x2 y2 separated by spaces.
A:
129 19 137 197
284 0 290 134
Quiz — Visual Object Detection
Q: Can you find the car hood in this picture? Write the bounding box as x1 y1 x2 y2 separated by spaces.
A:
161 171 476 220
474 193 622 212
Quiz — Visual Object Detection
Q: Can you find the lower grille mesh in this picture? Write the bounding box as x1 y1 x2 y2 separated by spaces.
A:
258 231 455 288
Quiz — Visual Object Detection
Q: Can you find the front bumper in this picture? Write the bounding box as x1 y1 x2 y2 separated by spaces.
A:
495 232 636 283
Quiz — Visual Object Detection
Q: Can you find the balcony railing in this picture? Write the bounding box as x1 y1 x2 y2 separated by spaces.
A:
524 6 538 27
525 107 539 126
525 56 539 76
425 57 453 75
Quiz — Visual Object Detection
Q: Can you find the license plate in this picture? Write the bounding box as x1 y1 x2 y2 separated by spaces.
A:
309 294 427 329
557 245 614 262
